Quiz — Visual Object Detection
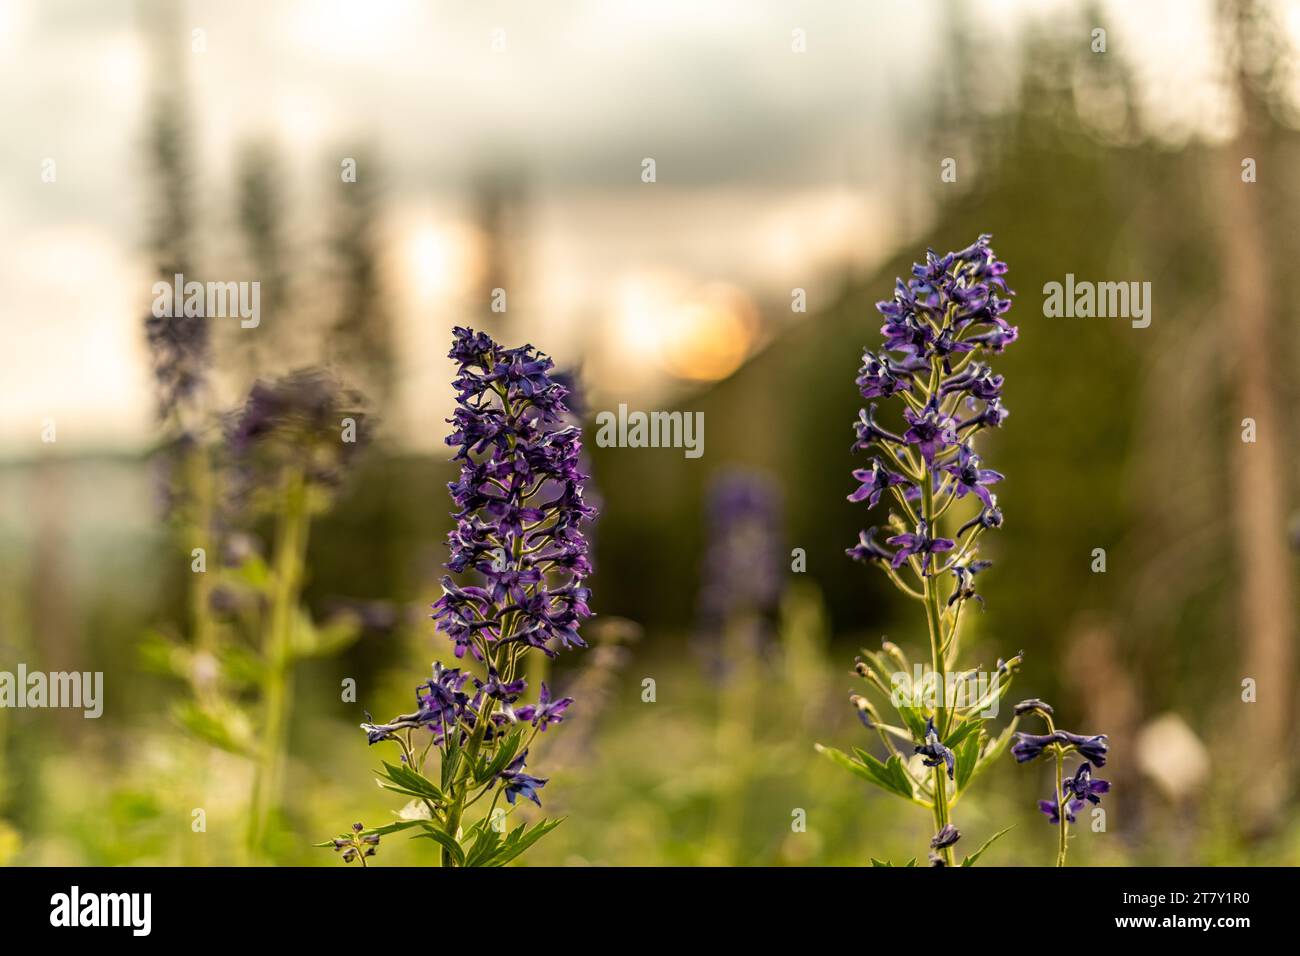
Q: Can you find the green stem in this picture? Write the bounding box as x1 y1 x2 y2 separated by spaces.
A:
920 472 955 866
441 692 494 866
706 615 758 865
248 467 310 858
185 443 217 666
1054 745 1068 867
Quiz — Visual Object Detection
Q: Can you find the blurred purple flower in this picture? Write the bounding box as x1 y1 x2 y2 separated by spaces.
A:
697 469 784 629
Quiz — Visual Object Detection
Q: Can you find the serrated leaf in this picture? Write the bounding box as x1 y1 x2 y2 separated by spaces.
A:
483 818 563 867
816 744 914 801
961 825 1015 867
463 820 505 868
377 761 445 804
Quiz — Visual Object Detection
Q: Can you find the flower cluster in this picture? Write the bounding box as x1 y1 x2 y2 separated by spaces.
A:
224 368 369 511
847 234 1016 594
342 328 593 867
695 469 784 679
1012 699 1111 865
328 822 380 866
435 327 595 662
144 304 209 424
820 236 1025 868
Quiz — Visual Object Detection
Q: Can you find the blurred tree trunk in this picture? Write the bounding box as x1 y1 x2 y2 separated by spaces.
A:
1216 0 1296 830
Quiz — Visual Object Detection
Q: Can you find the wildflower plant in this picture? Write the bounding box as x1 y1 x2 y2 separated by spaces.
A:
326 327 595 867
816 236 1026 866
140 366 371 863
696 469 784 864
1011 698 1110 865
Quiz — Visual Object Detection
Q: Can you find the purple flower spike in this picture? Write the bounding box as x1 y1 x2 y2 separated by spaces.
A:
435 327 595 661
834 237 1025 864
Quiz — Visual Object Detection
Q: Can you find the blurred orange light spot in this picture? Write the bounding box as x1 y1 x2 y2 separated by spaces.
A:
660 284 757 382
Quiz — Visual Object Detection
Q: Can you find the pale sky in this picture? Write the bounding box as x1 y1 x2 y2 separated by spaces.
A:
0 0 1258 455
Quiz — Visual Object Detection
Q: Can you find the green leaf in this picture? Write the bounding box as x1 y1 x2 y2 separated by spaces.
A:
377 761 446 804
173 700 254 756
973 722 1018 780
869 857 893 867
895 704 929 742
314 818 430 848
293 608 362 659
412 824 464 866
463 820 504 868
943 717 984 750
816 744 914 801
483 818 564 867
475 729 524 786
954 732 982 793
441 737 462 791
961 825 1015 867
364 819 432 837
228 552 271 591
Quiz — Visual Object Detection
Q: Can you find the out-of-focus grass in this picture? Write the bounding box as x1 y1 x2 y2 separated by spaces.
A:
10 581 1294 868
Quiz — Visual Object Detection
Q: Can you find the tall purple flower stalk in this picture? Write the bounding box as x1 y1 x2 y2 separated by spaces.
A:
818 236 1027 867
436 328 595 662
696 469 784 668
336 327 595 867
